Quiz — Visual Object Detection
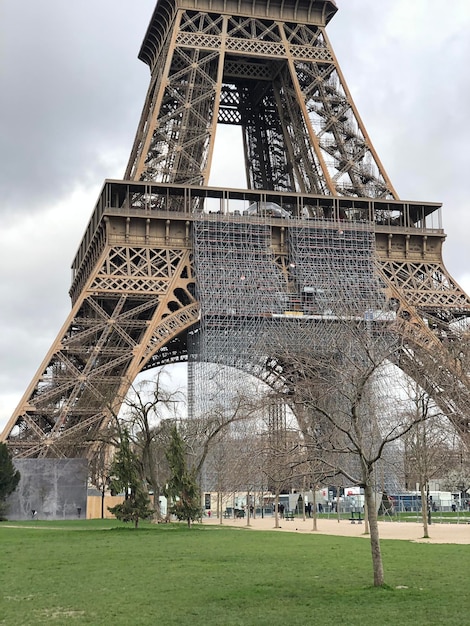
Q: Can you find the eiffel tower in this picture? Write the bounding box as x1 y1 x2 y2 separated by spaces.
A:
2 0 470 459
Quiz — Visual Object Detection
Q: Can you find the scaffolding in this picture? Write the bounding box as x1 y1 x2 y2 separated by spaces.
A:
188 215 386 431
287 220 385 318
188 217 286 421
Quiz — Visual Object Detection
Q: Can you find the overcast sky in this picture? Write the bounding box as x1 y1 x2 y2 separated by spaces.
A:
1 0 470 433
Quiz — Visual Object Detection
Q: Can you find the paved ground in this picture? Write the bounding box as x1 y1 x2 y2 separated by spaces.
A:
202 514 470 544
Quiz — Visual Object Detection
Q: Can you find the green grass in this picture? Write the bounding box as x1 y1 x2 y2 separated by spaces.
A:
1 520 468 625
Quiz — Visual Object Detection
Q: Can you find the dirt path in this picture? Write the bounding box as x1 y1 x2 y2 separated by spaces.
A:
202 514 470 544
2 517 468 543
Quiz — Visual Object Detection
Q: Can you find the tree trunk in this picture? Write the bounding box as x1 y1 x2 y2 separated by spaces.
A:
364 484 385 587
274 491 280 528
101 484 105 519
246 489 251 527
336 485 341 523
218 490 223 525
420 483 429 538
312 485 318 531
302 476 306 521
363 498 369 535
151 489 163 522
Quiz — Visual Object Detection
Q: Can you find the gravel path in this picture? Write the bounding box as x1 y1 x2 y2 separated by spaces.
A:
202 514 470 544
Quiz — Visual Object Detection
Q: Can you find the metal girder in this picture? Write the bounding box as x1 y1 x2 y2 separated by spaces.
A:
125 7 396 198
2 207 198 458
3 180 470 456
3 1 470 460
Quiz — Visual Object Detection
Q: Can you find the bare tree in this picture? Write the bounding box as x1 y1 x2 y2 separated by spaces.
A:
101 369 186 520
182 377 273 515
205 434 233 522
440 460 470 505
298 429 338 531
272 319 429 587
256 401 300 528
402 383 456 537
185 389 262 477
238 416 280 527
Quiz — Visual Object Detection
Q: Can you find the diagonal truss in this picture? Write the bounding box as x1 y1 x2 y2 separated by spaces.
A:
126 4 396 198
2 197 199 457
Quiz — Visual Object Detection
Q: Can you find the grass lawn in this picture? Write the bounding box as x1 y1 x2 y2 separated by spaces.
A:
1 520 468 625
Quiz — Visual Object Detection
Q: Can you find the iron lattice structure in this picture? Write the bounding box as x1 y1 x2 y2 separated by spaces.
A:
188 212 384 420
2 0 470 459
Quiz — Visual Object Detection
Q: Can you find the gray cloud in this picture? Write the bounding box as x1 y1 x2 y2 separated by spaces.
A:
1 0 155 214
1 0 470 430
